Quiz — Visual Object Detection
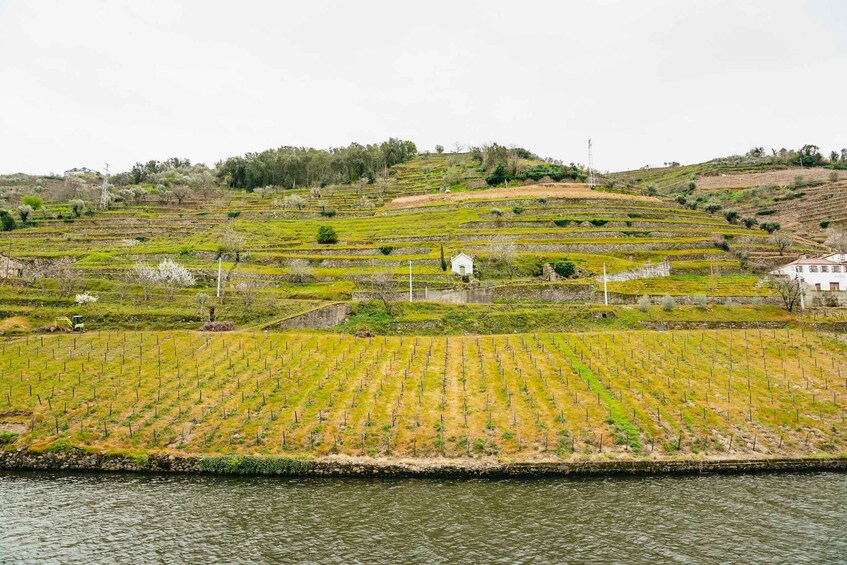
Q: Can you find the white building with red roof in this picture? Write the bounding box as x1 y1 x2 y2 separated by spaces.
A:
771 255 846 291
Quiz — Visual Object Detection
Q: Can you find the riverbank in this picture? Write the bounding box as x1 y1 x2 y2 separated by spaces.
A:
1 449 845 478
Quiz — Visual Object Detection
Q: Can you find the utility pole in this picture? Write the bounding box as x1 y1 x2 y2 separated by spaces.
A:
603 263 608 306
587 139 596 190
216 257 222 301
409 260 413 302
100 163 111 210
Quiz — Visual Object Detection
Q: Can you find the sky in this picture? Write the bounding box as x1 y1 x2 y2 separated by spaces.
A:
1 0 845 175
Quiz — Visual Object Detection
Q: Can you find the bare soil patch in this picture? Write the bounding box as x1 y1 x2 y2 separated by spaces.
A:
696 168 840 191
386 183 657 209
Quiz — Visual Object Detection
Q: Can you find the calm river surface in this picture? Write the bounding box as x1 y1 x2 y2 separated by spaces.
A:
0 471 844 564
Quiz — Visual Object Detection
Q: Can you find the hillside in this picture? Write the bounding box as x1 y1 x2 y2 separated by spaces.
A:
0 151 816 334
606 155 846 242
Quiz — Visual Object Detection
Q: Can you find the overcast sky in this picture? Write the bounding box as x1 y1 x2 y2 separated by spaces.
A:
1 0 845 175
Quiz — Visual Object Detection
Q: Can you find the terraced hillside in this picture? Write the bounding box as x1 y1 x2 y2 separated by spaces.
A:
1 329 845 460
0 152 823 332
606 160 846 242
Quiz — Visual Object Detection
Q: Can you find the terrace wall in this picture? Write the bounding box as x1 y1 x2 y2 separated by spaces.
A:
598 260 671 283
278 303 351 329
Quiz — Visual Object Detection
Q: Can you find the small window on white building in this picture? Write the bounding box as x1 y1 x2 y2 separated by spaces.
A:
795 266 803 273
815 283 822 290
831 282 841 291
833 265 842 273
809 265 819 273
821 265 829 273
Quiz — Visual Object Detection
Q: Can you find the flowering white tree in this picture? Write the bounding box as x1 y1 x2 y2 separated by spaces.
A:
75 292 98 306
133 262 160 301
157 258 196 299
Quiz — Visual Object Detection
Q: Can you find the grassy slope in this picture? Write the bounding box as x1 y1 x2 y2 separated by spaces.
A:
1 329 844 462
0 153 807 332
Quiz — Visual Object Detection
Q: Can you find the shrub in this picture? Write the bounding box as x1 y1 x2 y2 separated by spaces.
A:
485 163 507 185
704 202 722 214
712 234 730 251
829 171 839 182
316 225 338 244
646 183 658 196
199 321 235 332
637 295 651 313
0 210 15 231
553 219 571 227
756 209 776 216
761 221 781 234
537 197 547 204
512 206 524 215
490 207 504 217
553 259 576 278
685 197 698 210
22 195 43 210
675 195 687 205
0 431 18 445
661 294 676 311
320 209 337 217
741 216 758 229
440 246 447 271
693 294 708 309
589 219 609 227
227 210 241 218
723 209 739 224
74 292 98 306
379 246 394 255
820 220 831 229
69 199 85 217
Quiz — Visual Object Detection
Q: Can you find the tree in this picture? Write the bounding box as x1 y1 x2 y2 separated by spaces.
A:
741 216 758 229
761 221 781 234
661 294 676 311
133 263 159 301
764 275 803 312
21 195 43 210
17 205 32 224
704 202 722 214
440 246 447 271
282 194 307 210
288 258 312 283
218 227 246 262
772 233 793 255
485 163 507 186
171 185 192 206
74 292 98 306
637 295 651 313
368 272 397 315
0 210 15 232
824 229 847 253
723 209 739 224
490 241 516 278
69 199 85 217
157 258 196 299
316 225 338 244
54 257 78 297
435 144 444 154
553 259 576 278
195 292 210 315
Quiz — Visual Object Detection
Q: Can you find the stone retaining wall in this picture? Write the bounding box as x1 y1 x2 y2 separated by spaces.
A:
278 303 351 329
0 450 844 478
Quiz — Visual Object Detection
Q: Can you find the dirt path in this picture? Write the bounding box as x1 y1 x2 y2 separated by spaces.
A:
386 183 658 209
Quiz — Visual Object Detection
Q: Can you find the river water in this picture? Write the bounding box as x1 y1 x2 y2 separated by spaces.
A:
0 471 844 564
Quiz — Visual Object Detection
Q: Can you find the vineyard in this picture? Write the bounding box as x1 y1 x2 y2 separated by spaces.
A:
2 328 845 461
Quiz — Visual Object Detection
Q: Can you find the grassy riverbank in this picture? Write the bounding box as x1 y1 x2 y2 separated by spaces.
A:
1 329 845 464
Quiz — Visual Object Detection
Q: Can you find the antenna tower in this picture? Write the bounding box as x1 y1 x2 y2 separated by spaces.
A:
587 139 596 189
100 163 111 210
